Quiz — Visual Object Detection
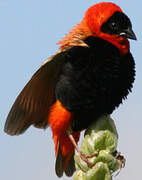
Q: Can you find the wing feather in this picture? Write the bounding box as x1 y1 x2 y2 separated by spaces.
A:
4 52 65 135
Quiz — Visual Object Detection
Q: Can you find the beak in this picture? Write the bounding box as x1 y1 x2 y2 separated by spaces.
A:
119 27 137 40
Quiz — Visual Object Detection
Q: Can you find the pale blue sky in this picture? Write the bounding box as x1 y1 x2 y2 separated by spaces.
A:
0 0 141 180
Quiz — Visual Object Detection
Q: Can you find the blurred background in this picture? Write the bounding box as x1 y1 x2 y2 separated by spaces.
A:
0 0 141 179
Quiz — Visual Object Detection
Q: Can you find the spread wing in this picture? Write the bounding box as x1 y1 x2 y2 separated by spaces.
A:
4 52 65 135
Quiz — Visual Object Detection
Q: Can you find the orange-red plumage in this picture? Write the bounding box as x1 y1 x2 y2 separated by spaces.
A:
84 2 130 55
58 2 129 55
84 2 122 33
4 1 136 178
48 100 80 169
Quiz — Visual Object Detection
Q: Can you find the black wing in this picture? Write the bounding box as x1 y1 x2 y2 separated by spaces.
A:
4 52 65 135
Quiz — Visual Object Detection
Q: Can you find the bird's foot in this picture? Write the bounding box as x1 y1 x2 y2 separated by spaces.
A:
67 129 97 166
112 151 126 177
115 151 126 169
79 152 98 166
86 152 98 159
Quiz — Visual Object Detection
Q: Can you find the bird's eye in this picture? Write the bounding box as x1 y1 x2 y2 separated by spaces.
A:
110 22 118 30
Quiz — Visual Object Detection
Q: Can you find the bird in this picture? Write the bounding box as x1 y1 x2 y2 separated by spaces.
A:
4 2 136 178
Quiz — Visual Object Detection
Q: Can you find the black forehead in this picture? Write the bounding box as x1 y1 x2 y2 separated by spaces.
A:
103 11 132 28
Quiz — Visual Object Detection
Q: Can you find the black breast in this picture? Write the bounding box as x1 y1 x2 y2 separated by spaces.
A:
55 36 135 131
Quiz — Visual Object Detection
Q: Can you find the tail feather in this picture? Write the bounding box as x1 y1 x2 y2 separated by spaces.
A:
55 144 75 177
49 101 80 176
55 145 64 177
64 153 75 177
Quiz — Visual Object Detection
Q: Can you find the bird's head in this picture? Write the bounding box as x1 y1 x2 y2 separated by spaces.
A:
58 2 136 55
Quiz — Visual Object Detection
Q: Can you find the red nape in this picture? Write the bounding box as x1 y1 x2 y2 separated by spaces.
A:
48 100 80 170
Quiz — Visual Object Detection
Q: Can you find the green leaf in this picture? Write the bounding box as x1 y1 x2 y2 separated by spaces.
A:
73 115 122 180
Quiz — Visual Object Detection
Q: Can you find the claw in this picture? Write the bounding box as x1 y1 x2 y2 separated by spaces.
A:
67 128 97 167
115 151 126 169
79 152 94 166
86 152 98 159
112 151 126 177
